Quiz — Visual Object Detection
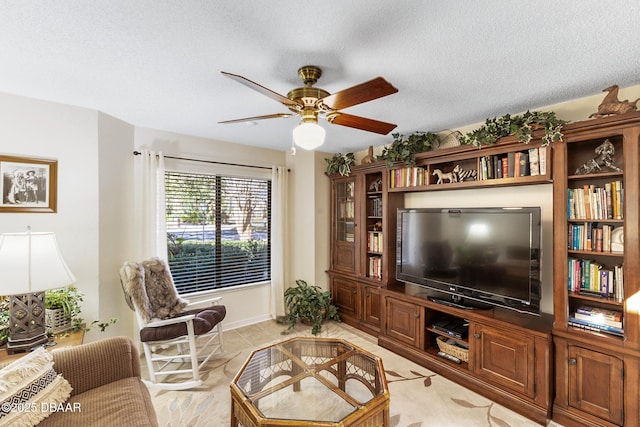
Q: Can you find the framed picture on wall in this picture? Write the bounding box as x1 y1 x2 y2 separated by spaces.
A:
0 155 58 213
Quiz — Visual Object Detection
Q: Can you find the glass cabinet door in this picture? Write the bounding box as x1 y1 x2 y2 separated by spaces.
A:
335 179 355 243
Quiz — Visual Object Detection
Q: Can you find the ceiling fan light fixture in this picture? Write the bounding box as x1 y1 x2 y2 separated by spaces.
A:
293 121 325 150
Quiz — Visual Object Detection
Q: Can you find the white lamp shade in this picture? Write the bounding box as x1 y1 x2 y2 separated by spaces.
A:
293 122 326 150
0 231 77 295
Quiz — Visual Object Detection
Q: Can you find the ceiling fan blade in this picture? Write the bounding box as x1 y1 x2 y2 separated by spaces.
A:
321 77 398 110
219 113 296 124
221 71 300 107
327 112 397 135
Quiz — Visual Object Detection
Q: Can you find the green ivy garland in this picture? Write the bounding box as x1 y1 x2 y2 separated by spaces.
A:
377 131 440 167
325 152 356 176
459 110 567 147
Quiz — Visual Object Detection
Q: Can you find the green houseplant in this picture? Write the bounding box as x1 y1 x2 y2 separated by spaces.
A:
325 152 356 176
45 286 117 334
279 279 340 335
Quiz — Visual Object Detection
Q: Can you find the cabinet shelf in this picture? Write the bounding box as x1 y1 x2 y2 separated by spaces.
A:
568 291 623 306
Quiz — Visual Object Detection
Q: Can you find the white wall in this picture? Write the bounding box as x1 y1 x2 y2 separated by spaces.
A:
284 149 331 291
0 92 107 341
97 112 135 339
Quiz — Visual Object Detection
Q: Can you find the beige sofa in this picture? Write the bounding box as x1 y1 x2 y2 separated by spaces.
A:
39 336 158 427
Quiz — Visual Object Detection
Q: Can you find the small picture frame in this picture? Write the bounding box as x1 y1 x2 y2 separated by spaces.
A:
0 155 58 213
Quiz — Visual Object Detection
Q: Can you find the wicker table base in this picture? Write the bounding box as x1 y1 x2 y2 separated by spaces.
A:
230 337 389 427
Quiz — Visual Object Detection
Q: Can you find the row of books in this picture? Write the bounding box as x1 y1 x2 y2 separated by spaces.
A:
368 196 383 217
575 305 622 328
568 181 623 220
338 200 355 220
368 256 382 280
567 257 623 301
367 231 384 253
389 166 426 188
478 147 546 180
569 316 624 336
568 223 621 253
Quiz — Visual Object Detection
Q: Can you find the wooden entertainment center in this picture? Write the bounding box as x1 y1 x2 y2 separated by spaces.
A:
327 113 640 426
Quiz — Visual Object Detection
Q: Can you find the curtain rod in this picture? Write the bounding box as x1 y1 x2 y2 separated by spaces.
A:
132 151 274 170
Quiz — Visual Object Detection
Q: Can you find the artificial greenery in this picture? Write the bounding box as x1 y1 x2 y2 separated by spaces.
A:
459 110 567 147
325 152 356 176
378 131 440 167
278 279 340 335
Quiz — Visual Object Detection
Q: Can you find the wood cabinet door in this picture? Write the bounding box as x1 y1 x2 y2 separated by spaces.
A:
362 285 381 328
384 297 422 348
331 277 359 321
472 324 535 398
567 345 623 425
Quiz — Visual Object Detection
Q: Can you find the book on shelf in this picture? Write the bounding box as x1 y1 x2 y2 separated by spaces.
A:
368 256 382 279
389 166 425 188
478 151 539 181
568 223 616 253
567 258 624 301
569 315 624 336
367 231 383 253
507 152 516 177
574 305 622 328
369 196 383 217
539 146 547 175
528 148 540 176
567 180 623 220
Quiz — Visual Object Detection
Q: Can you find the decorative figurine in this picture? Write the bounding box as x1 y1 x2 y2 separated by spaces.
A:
432 168 457 184
361 146 375 164
452 164 477 182
574 139 622 175
589 85 639 118
369 177 382 192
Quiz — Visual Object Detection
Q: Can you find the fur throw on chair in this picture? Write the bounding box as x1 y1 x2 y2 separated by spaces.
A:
121 257 188 322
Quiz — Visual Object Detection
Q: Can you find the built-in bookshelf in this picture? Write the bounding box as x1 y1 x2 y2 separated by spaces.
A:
365 171 384 281
552 114 640 427
387 139 551 191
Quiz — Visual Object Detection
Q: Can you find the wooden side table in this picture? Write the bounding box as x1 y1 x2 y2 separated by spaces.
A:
0 327 85 365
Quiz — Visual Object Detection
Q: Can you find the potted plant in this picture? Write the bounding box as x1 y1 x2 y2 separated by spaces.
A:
45 286 117 334
46 285 84 333
0 297 9 345
278 279 340 335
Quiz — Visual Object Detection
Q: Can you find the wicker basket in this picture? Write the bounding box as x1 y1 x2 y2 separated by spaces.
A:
436 336 469 362
46 308 72 334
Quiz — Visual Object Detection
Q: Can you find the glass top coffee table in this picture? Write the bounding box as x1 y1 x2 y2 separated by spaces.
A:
230 337 389 427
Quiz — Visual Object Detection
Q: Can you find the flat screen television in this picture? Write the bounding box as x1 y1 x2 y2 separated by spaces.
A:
396 207 542 315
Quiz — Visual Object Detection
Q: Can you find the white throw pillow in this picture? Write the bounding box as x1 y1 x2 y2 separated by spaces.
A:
0 347 72 426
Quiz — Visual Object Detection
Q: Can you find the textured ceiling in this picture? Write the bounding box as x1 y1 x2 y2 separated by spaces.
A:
1 1 639 154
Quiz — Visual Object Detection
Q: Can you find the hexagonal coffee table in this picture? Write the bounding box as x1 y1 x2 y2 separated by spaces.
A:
230 337 389 427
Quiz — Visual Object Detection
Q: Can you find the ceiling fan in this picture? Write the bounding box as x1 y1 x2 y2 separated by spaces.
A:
219 65 398 150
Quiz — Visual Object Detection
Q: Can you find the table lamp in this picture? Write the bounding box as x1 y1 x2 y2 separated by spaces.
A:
0 228 77 354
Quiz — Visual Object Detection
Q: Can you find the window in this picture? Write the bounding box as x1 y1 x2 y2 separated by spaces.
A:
165 171 271 294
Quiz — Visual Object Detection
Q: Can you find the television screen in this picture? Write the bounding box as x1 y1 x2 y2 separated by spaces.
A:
396 207 541 315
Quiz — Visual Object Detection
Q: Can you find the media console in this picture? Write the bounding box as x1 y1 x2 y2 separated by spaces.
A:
379 282 553 424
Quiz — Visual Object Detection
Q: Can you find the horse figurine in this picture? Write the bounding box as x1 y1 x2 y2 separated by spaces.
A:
589 85 640 118
432 168 457 184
